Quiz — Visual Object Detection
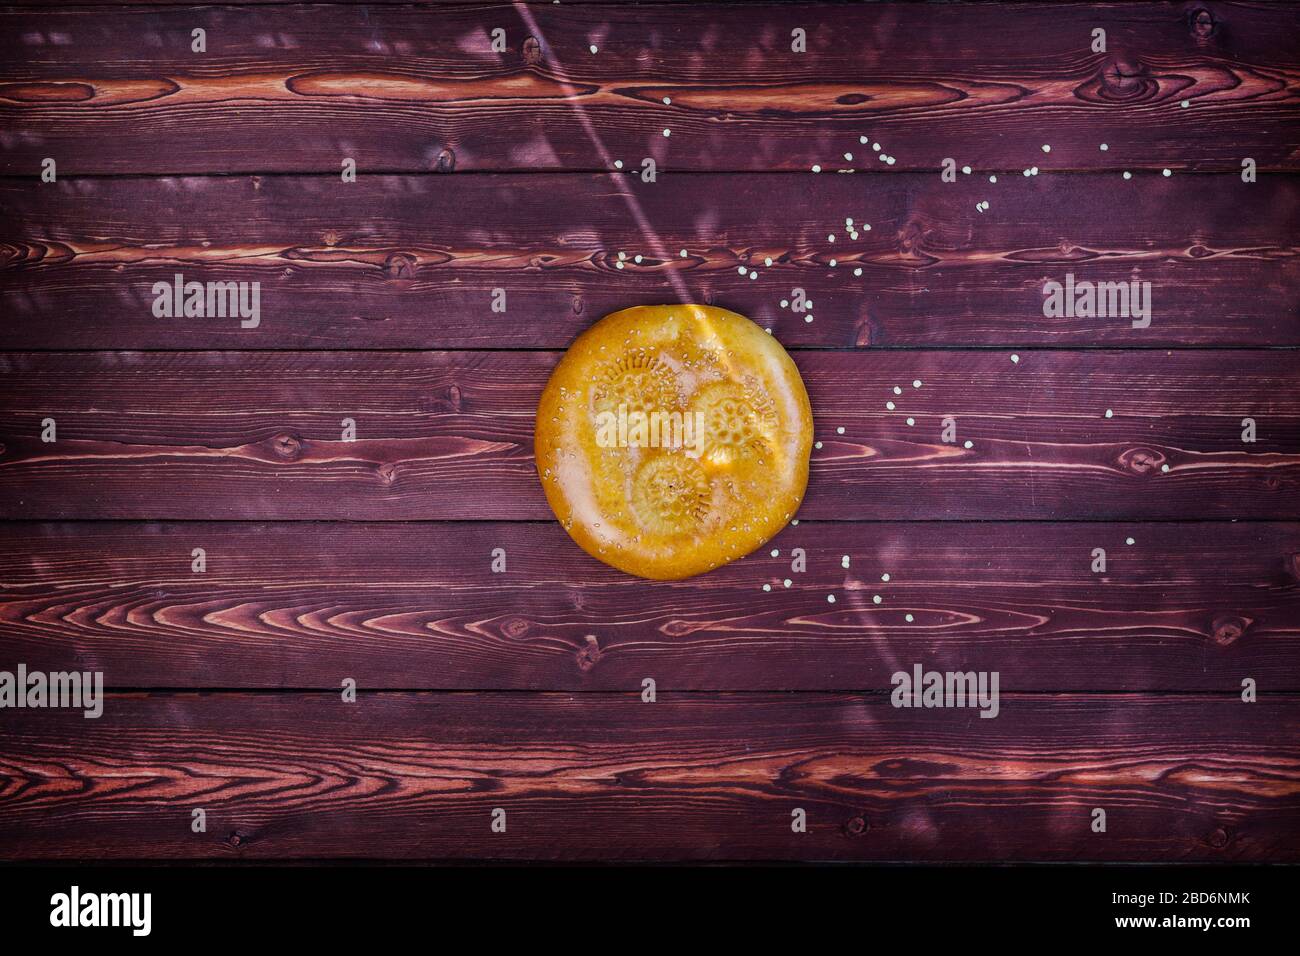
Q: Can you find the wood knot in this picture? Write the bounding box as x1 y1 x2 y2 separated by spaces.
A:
1205 826 1230 848
844 816 867 837
501 617 529 639
1081 58 1159 104
854 313 875 347
522 36 543 65
572 294 584 315
273 433 302 459
1117 446 1166 475
1210 613 1249 646
899 219 925 253
384 252 417 279
226 829 249 848
1189 8 1217 41
435 147 456 172
376 463 398 485
576 634 602 672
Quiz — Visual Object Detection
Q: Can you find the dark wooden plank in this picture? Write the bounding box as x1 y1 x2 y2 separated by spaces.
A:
1 692 1295 861
4 173 1297 348
1 521 1295 691
3 3 1298 174
0 350 1295 520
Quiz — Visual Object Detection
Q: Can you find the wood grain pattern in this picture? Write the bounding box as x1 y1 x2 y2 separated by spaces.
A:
2 3 1298 174
3 0 1299 868
2 692 1296 861
4 173 1297 348
1 350 1295 520
1 521 1295 692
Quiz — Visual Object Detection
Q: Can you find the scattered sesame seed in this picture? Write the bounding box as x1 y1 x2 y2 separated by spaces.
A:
804 315 813 323
764 257 773 267
881 573 890 582
771 549 779 557
1105 408 1114 418
1030 166 1039 176
613 160 623 169
1180 100 1189 108
1161 464 1170 473
841 555 850 568
863 224 871 231
812 164 822 173
791 519 799 526
886 401 895 410
1162 168 1172 177
814 440 823 449
616 262 624 269
859 136 869 144
893 386 902 395
763 583 771 591
873 595 882 604
662 128 671 137
963 440 974 449
663 96 671 105
1123 171 1132 180
912 380 922 388
634 255 643 264
906 417 915 426
737 266 747 275
886 156 896 165
1011 353 1020 363
827 594 836 604
1126 537 1135 546
836 426 845 434
589 44 598 54
853 267 863 277
780 299 789 308
827 233 835 242
618 252 627 260
962 165 972 175
989 175 997 183
828 258 837 267
748 271 758 279
1100 143 1109 151
783 578 792 588
679 248 688 257
873 143 881 152
1042 144 1051 153
1023 169 1032 177
844 152 853 161
905 613 914 622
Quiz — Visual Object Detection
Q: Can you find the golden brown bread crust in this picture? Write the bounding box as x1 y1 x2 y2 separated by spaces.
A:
535 304 813 580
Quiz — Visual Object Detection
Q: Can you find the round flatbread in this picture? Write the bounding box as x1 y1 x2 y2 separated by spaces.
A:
535 304 813 579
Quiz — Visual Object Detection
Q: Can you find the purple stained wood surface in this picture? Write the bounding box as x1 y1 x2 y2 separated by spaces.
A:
0 350 1295 521
2 0 1299 866
1 692 1296 861
2 3 1298 174
0 521 1294 692
3 173 1298 348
